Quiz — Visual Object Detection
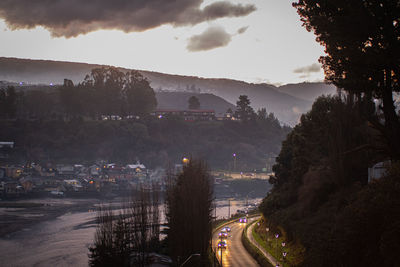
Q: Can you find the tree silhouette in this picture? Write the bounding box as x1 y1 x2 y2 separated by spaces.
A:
293 0 400 158
188 96 200 110
125 70 157 117
0 86 17 119
235 95 255 121
89 185 160 267
166 159 213 265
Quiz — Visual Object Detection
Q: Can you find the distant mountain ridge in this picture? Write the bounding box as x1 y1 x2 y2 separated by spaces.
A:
277 82 337 102
156 92 235 116
0 57 336 125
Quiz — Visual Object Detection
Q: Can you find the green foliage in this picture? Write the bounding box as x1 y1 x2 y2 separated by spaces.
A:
259 95 400 266
241 221 274 267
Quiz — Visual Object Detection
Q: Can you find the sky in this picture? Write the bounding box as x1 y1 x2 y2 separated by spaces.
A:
0 0 326 85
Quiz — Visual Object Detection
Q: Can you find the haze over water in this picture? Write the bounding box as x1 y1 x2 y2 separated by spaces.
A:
0 197 259 267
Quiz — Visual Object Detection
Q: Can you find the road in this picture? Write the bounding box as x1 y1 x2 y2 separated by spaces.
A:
212 217 260 267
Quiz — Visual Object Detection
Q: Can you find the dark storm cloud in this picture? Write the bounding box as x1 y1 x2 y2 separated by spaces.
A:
0 0 256 37
293 63 322 74
187 26 232 52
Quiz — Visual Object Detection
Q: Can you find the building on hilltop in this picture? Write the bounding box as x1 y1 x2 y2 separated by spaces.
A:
152 109 215 121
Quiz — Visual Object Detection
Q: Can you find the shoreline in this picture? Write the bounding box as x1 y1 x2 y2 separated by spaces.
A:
0 197 101 238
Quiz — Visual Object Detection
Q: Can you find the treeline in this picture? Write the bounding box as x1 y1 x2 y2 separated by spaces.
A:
259 1 400 266
0 115 289 170
0 67 157 120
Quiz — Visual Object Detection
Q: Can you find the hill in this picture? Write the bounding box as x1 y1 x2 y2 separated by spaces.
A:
156 92 235 116
0 57 334 125
277 82 337 102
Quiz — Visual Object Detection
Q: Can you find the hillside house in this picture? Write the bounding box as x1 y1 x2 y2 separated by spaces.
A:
153 109 215 121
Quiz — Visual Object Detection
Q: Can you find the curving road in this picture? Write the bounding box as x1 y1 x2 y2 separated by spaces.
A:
212 217 260 267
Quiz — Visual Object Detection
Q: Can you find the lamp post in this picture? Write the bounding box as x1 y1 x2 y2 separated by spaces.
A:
220 235 224 267
266 227 270 242
245 190 254 213
232 153 237 171
282 252 287 265
228 198 231 219
275 233 279 261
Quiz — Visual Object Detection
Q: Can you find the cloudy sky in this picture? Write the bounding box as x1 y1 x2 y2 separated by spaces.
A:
0 0 325 85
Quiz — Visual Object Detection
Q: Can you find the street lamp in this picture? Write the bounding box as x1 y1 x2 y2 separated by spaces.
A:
232 153 237 171
275 233 279 260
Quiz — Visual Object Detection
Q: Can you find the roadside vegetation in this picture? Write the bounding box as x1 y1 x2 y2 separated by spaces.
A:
259 1 400 266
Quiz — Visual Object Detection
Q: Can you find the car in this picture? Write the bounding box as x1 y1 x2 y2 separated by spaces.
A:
217 241 227 249
218 231 228 238
222 226 231 232
239 217 247 223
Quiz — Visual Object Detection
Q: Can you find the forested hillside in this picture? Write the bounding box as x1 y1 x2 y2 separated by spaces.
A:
0 57 338 125
259 0 400 265
260 95 400 266
0 118 290 170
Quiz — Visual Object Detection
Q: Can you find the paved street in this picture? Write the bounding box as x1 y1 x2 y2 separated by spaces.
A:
212 217 260 267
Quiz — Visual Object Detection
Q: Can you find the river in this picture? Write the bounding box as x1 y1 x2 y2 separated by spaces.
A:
0 197 261 267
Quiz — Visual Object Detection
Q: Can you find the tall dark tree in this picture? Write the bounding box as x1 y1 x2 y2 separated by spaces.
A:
0 88 6 118
25 90 55 119
167 159 213 265
235 95 255 121
0 86 17 119
82 67 125 117
59 79 84 119
188 96 200 110
5 86 17 119
293 0 400 158
125 70 157 116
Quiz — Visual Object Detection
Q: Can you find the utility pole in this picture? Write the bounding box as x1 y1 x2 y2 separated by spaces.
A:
228 199 230 219
220 235 223 267
214 202 217 221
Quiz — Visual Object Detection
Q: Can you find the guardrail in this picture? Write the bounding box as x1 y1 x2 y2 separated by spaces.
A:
211 213 259 266
241 219 274 267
